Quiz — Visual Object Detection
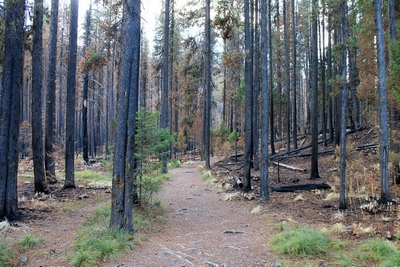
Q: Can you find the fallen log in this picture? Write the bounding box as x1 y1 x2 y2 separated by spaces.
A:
272 161 307 172
271 183 331 192
223 230 245 234
354 143 379 151
233 175 243 188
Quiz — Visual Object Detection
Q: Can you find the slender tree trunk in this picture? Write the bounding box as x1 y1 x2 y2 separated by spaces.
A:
292 0 297 149
375 0 392 202
110 0 140 232
243 0 253 192
339 0 348 210
82 8 91 164
45 0 59 184
253 0 260 171
0 0 25 221
333 30 341 146
260 0 269 201
276 0 283 139
64 0 79 189
328 26 334 143
58 27 65 141
321 0 327 146
161 0 170 173
32 0 48 194
283 0 290 151
310 0 320 179
268 0 275 155
204 0 212 169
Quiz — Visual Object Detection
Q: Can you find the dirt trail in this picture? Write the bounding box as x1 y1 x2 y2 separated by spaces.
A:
110 162 276 267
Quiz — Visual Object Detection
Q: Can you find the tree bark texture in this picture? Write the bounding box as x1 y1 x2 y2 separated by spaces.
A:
161 0 170 173
45 0 59 184
82 8 91 164
32 0 48 193
310 0 320 179
0 0 25 221
339 0 348 210
375 0 392 202
260 0 269 201
64 0 79 189
204 0 212 169
110 0 140 233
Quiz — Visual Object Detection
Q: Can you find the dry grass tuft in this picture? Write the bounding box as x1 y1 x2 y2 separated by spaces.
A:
332 211 345 222
0 219 11 233
294 194 304 202
351 223 376 236
251 205 262 215
330 222 348 234
224 192 242 201
325 192 339 201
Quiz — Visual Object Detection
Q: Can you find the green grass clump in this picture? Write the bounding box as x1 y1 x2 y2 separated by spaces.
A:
356 238 396 265
202 171 213 181
70 249 99 267
71 205 136 266
381 248 400 267
75 170 111 182
17 234 44 249
0 238 13 266
70 203 165 266
270 226 342 257
168 159 181 168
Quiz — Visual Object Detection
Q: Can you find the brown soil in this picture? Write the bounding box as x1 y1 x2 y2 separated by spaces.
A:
2 127 400 267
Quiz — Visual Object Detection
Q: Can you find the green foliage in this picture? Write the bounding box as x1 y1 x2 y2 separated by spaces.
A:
17 234 44 249
132 203 165 233
356 238 396 264
389 40 400 103
337 253 355 267
381 248 400 267
270 228 400 267
237 79 245 106
135 108 175 164
70 249 99 267
137 174 171 204
81 52 108 73
168 159 181 168
174 133 187 151
395 231 400 240
202 171 213 181
227 131 238 144
0 238 13 266
134 108 175 204
70 205 141 266
270 226 342 257
75 170 111 182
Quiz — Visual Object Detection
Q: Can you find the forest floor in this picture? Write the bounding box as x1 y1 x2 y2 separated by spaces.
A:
1 127 400 266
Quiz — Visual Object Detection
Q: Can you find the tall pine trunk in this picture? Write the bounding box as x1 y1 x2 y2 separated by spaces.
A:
339 0 348 210
375 0 392 202
161 0 170 173
0 0 25 221
45 0 59 184
64 0 79 189
292 0 298 149
283 0 290 151
110 0 141 232
243 0 253 192
269 0 275 155
82 8 91 164
204 0 212 169
260 0 269 201
32 0 48 194
253 0 260 171
310 0 320 179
